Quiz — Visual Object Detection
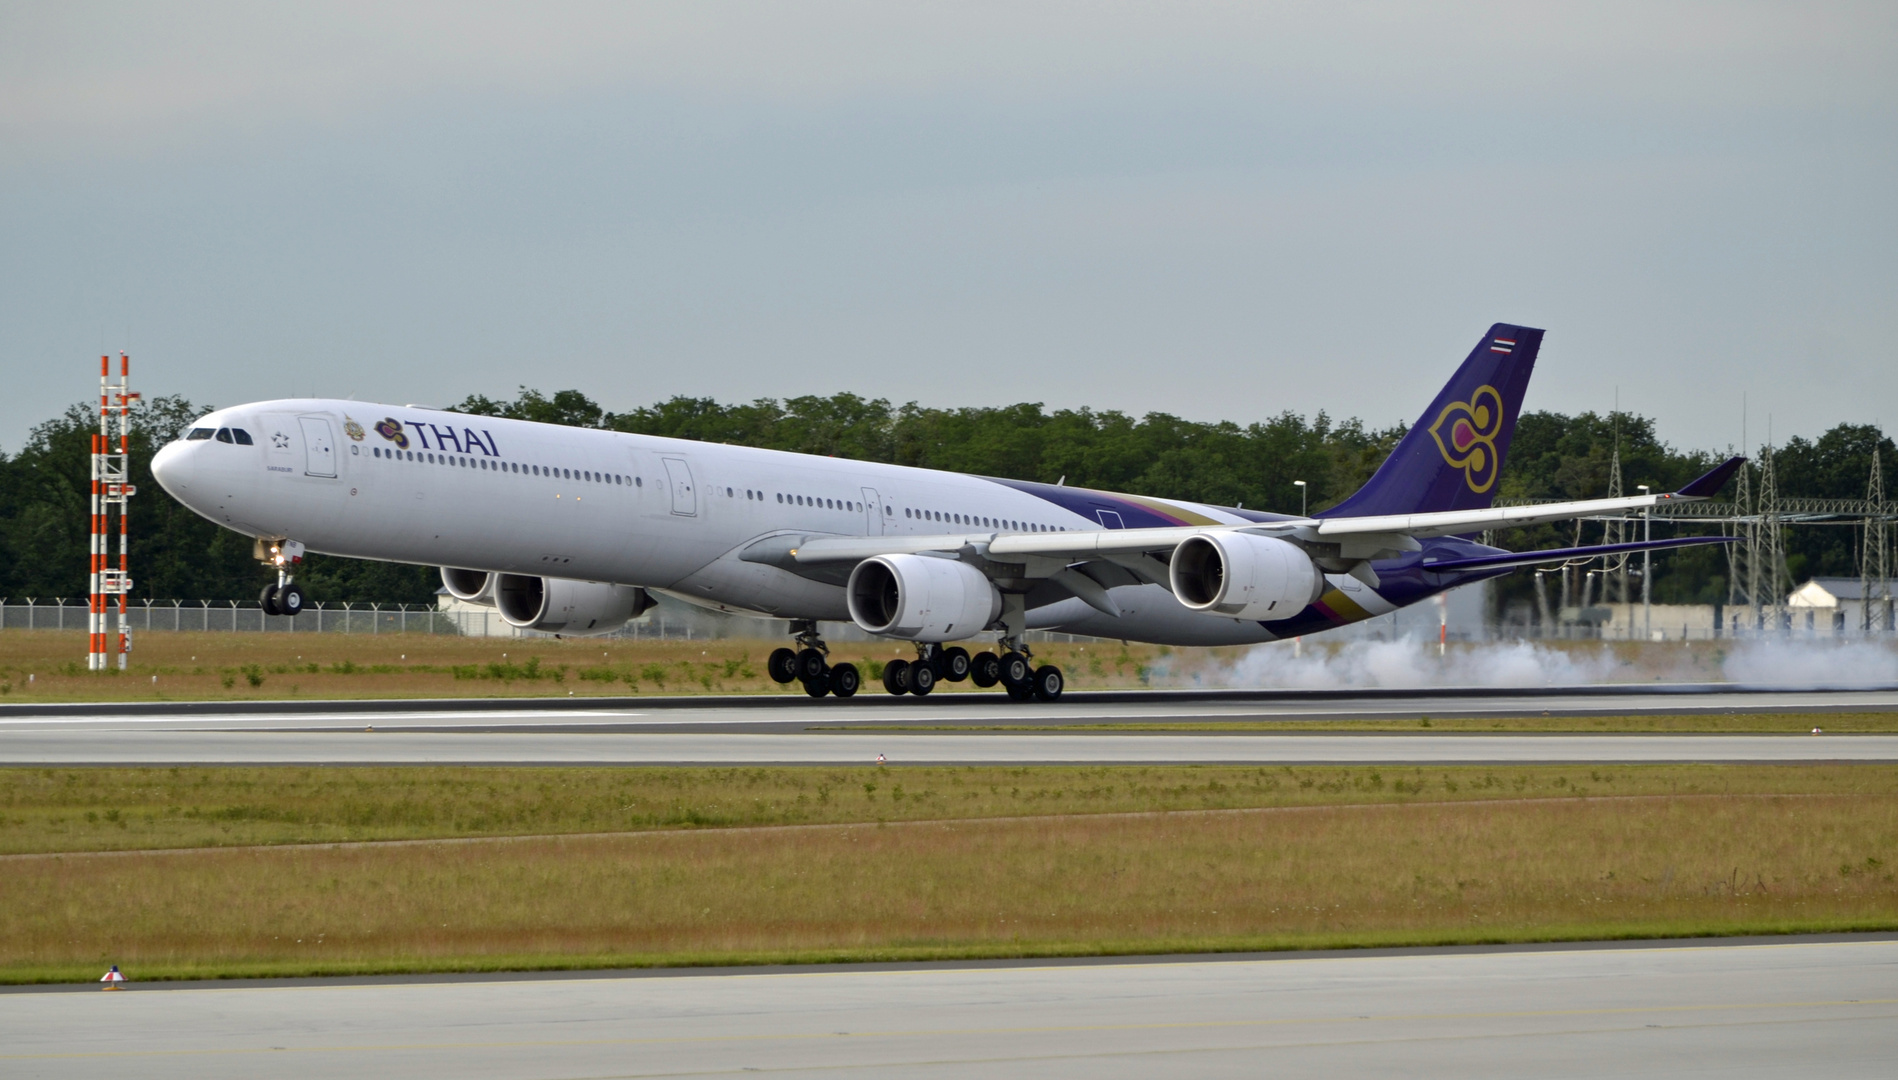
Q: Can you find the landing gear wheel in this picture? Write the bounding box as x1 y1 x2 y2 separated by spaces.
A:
830 663 861 699
882 658 910 696
277 582 307 617
942 647 971 682
908 663 936 696
802 671 830 698
1031 664 1064 701
795 648 828 683
767 648 799 684
998 651 1031 689
259 584 282 617
970 651 1000 688
1005 681 1034 701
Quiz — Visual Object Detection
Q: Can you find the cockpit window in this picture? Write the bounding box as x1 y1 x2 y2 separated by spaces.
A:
186 428 214 440
215 428 234 443
230 429 253 445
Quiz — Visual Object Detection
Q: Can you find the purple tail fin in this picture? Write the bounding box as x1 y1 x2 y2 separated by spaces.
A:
1321 323 1543 519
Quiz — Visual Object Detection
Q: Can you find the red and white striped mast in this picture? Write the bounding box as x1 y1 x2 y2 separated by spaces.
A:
89 354 138 671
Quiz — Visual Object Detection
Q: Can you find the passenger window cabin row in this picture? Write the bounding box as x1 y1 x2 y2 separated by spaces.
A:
263 439 1074 533
368 444 644 487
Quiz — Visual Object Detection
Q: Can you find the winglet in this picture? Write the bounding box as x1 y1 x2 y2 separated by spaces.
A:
1675 455 1746 499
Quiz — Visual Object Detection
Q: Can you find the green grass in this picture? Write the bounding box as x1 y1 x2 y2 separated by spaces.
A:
5 791 1894 983
6 763 1898 854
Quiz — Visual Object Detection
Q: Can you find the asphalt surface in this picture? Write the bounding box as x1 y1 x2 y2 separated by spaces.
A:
5 727 1898 764
7 685 1897 730
3 688 1896 764
6 939 1894 1078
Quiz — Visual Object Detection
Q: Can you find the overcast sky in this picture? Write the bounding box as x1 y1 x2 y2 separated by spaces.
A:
3 2 1893 460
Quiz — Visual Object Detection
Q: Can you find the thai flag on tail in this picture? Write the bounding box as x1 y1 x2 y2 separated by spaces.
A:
1489 337 1516 354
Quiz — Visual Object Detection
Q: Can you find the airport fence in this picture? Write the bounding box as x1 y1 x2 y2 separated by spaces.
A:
0 598 1113 644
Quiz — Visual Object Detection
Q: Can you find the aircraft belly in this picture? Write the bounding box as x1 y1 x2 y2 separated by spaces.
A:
1028 585 1280 647
668 556 851 621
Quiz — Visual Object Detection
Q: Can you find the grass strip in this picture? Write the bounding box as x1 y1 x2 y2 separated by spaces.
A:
4 793 1893 983
6 764 1898 855
1 630 1829 703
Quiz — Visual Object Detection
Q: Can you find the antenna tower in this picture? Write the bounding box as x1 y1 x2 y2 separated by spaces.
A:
1727 448 1753 613
1755 439 1787 634
1866 445 1892 635
89 354 139 671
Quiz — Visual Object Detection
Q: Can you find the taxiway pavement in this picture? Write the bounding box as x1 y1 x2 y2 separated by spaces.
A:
5 938 1893 1078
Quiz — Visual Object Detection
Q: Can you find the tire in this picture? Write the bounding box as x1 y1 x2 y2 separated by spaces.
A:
802 672 830 698
1005 681 1034 701
909 662 936 696
970 651 1000 688
942 646 971 682
1031 664 1064 701
259 584 282 617
830 663 860 698
767 647 799 684
796 647 828 682
277 582 308 617
882 658 910 696
998 651 1031 688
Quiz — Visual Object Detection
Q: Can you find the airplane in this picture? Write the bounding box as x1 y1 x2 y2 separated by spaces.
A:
151 323 1740 702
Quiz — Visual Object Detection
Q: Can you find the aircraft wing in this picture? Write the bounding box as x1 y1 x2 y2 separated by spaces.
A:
792 456 1747 567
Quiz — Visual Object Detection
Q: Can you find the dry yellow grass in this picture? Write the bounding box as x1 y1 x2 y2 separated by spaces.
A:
5 793 1893 982
0 630 1769 704
6 764 1896 855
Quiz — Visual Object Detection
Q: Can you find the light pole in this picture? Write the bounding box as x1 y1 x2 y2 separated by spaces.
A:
1293 480 1307 517
1637 485 1652 641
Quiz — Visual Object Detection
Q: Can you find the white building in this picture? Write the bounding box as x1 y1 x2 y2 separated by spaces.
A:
1787 577 1896 636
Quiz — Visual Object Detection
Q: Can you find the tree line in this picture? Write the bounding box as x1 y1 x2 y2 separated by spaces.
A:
0 387 1889 615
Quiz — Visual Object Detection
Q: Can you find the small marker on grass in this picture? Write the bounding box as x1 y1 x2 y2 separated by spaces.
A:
100 965 124 989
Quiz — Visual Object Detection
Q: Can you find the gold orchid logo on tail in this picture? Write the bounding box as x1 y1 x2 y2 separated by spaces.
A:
1428 384 1504 493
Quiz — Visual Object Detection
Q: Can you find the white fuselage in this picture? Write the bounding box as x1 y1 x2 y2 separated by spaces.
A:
151 399 1404 645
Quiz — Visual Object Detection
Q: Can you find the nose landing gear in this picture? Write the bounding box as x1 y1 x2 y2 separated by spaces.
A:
255 538 309 617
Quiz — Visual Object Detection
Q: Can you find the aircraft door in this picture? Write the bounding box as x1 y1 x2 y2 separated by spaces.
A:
662 457 696 516
861 487 884 535
299 417 337 478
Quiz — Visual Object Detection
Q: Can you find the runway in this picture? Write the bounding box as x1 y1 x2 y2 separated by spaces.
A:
6 727 1898 764
3 688 1896 764
5 938 1894 1078
7 685 1897 731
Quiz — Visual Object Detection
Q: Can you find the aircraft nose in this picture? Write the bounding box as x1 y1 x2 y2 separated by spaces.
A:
150 439 191 496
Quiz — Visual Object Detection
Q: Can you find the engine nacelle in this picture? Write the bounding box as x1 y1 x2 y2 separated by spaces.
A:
495 574 655 636
847 554 1001 642
1169 533 1325 620
440 567 495 606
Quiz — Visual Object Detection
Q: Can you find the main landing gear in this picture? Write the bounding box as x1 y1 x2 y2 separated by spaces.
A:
766 623 1063 703
880 640 1063 701
255 538 309 617
767 621 860 699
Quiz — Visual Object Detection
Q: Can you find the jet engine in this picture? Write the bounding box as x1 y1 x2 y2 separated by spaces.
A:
847 554 1001 641
1169 533 1325 620
440 567 496 605
495 574 655 636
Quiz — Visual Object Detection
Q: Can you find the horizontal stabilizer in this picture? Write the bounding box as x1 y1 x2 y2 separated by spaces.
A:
1677 455 1747 498
1418 535 1737 574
